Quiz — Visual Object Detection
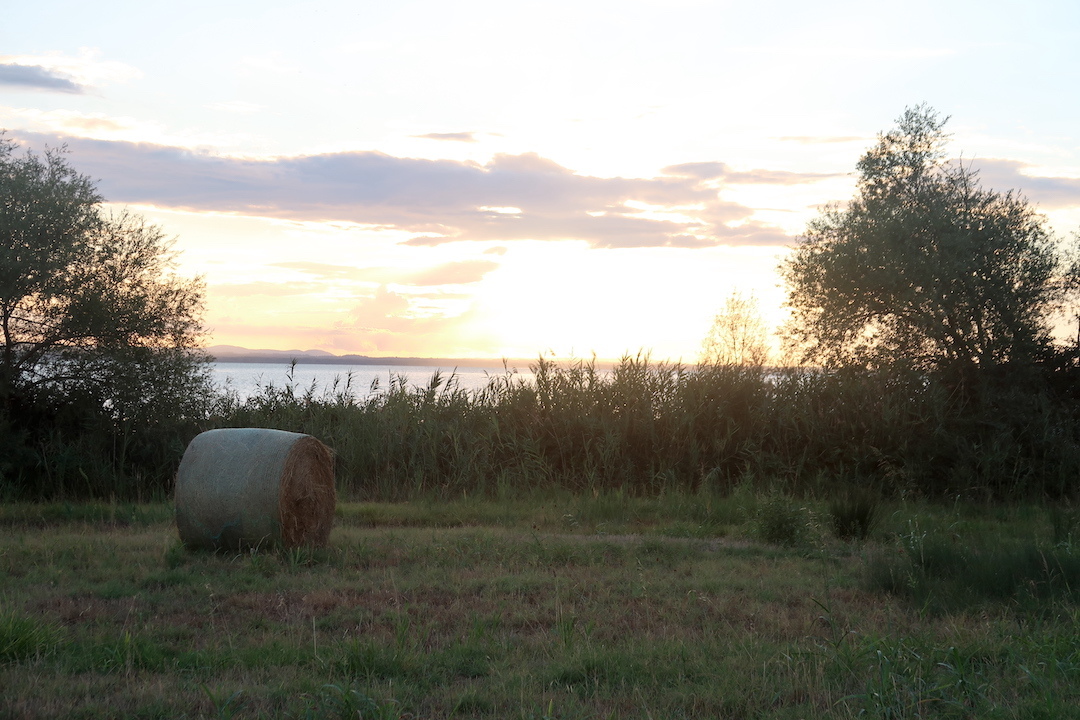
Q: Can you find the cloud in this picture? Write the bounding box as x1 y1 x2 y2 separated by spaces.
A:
710 221 794 247
56 113 130 133
10 132 827 248
725 168 843 185
271 259 499 286
962 158 1080 210
206 319 391 355
776 136 865 145
663 161 841 185
332 285 495 355
661 162 727 180
0 63 85 93
351 286 412 325
271 261 366 280
210 281 323 298
407 260 500 285
413 132 478 143
0 51 140 90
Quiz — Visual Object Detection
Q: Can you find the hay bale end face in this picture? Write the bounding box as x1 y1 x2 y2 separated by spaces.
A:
175 428 336 551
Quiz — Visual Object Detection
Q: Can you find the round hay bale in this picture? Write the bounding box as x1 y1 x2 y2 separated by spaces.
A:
175 428 336 551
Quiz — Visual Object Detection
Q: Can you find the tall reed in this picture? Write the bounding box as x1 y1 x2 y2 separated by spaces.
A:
211 356 1080 502
8 352 1076 501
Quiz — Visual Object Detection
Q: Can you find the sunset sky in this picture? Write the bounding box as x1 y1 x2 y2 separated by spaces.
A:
3 0 1080 361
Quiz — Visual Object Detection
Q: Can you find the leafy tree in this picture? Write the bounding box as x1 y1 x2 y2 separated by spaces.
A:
780 106 1072 374
700 290 771 367
0 134 212 496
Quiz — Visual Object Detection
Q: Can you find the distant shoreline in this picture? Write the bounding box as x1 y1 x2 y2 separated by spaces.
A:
205 345 624 369
205 345 549 369
210 354 532 369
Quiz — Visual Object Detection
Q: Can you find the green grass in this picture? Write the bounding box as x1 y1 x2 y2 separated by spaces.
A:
0 501 175 528
2 498 1080 718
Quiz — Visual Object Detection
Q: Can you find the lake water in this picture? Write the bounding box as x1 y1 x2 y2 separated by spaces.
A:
210 362 534 400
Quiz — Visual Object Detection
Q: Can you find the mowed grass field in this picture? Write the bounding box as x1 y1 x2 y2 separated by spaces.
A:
3 495 1080 719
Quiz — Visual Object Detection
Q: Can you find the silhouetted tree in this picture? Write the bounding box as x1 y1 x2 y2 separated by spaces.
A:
0 134 212 495
780 106 1072 375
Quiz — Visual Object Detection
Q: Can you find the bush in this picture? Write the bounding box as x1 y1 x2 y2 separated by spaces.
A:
752 493 816 547
1050 502 1080 546
866 533 1080 613
828 485 882 540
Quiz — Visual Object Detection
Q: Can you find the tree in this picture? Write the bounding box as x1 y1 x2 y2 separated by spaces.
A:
700 290 771 367
780 106 1070 374
0 134 211 494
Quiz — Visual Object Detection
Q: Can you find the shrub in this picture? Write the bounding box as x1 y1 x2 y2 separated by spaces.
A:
752 493 816 547
866 533 1080 613
828 485 882 540
1049 502 1080 546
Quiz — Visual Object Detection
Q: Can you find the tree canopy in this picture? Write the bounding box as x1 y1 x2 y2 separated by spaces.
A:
1 134 211 495
780 106 1071 374
1 135 207 404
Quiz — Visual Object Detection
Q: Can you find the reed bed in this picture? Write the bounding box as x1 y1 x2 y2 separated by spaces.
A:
6 353 1077 501
213 356 1080 503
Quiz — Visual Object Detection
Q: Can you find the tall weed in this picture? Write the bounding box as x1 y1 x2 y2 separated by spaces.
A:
213 357 1080 503
14 352 1080 501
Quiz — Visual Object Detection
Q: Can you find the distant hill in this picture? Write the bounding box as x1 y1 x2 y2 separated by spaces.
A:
205 345 527 369
207 345 336 360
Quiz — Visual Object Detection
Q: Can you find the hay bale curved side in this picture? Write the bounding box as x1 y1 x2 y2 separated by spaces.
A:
175 428 336 550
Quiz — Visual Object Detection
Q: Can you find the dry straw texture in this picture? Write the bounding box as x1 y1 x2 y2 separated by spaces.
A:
174 428 335 550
